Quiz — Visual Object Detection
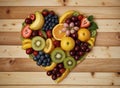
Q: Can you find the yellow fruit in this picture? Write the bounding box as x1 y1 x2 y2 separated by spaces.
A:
30 11 44 30
59 10 75 23
61 37 75 51
22 43 32 50
87 37 95 47
78 28 90 42
22 39 31 45
44 38 54 53
52 24 66 40
44 62 57 71
55 69 70 83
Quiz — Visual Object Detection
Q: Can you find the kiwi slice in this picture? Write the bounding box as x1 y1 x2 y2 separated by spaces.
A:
51 48 66 63
32 36 45 51
91 30 97 37
64 56 76 70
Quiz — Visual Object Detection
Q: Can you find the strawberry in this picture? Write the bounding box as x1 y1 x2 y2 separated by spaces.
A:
21 25 32 38
80 18 90 28
78 15 83 21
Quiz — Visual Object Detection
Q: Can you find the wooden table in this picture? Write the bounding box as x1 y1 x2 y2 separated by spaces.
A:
0 0 120 88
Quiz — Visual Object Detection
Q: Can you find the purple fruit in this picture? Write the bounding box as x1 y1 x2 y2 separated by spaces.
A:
74 55 80 61
56 72 62 77
65 18 71 24
75 46 80 51
75 40 81 45
71 16 78 22
53 67 59 72
81 46 87 52
86 48 91 52
26 48 33 54
32 31 39 37
70 50 75 56
47 71 52 76
77 51 84 56
70 32 78 39
74 21 80 27
58 63 64 69
52 74 57 80
25 18 32 24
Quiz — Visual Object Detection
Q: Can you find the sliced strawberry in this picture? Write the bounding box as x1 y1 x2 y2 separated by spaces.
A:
21 25 32 38
30 14 35 21
80 18 90 28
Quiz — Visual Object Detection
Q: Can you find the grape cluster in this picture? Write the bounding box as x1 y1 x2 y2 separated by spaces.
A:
33 51 51 67
46 63 66 80
69 38 91 61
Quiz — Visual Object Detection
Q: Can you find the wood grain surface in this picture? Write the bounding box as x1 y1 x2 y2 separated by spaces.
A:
0 0 120 88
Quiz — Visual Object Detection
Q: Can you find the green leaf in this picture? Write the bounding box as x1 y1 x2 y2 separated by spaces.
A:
88 15 94 22
88 22 98 31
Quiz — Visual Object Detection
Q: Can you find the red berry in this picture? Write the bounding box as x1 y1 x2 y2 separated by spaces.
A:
49 10 55 15
21 25 32 38
81 18 90 28
53 40 60 47
78 15 84 21
30 14 35 21
60 68 65 74
25 18 32 24
33 51 39 56
26 48 34 54
42 9 49 16
52 74 57 80
46 30 52 38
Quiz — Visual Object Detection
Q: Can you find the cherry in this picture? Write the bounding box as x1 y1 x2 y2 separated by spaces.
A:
25 18 32 24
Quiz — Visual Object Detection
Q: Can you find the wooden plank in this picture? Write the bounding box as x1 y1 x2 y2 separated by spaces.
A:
0 86 120 88
0 46 120 59
0 72 119 85
0 19 120 32
0 7 120 19
65 0 120 6
0 32 120 46
0 58 119 72
0 0 63 6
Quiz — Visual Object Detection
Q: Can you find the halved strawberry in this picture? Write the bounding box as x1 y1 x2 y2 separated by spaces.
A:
80 18 90 28
30 14 35 21
21 25 32 38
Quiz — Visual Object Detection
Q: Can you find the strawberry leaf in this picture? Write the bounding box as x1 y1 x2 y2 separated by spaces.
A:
88 22 98 31
87 15 94 22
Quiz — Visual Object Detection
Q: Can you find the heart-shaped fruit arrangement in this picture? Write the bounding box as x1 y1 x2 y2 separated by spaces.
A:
21 10 98 83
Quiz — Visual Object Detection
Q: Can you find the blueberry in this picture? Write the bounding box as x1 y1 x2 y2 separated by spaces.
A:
45 54 50 58
45 16 49 21
49 26 53 30
42 62 46 67
40 55 45 61
47 58 51 62
43 59 47 63
48 18 51 22
48 14 52 18
33 57 38 61
54 15 58 19
46 62 51 66
39 51 44 55
36 55 40 59
46 20 49 24
36 60 42 66
55 20 58 24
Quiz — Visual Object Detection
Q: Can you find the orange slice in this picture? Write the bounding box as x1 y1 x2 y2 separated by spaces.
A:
52 24 66 40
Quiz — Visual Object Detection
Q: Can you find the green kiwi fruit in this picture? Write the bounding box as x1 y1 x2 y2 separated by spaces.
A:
32 36 45 51
51 48 66 63
91 30 97 37
63 56 76 70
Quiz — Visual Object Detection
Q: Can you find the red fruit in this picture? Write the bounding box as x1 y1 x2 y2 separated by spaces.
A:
25 18 32 24
78 15 84 21
46 30 52 38
53 40 60 47
30 14 35 21
60 68 65 74
38 31 43 37
26 48 34 54
42 9 49 16
33 51 39 56
80 18 90 28
21 25 32 38
49 10 55 15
